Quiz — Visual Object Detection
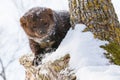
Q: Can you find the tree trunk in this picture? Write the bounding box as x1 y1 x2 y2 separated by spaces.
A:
68 0 120 65
19 54 76 80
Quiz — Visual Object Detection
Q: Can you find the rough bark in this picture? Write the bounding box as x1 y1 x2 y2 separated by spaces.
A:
68 0 120 65
19 54 76 80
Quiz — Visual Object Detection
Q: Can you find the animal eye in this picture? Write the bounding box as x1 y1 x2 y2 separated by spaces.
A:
33 26 37 29
44 22 48 26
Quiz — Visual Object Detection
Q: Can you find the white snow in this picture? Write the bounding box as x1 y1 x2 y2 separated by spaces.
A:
112 0 120 21
76 65 120 80
0 0 120 80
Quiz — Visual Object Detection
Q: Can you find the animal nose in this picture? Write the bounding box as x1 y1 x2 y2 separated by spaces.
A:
39 31 42 34
38 30 45 34
40 29 46 34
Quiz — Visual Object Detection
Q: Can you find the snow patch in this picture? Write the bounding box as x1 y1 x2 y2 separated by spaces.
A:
43 24 109 68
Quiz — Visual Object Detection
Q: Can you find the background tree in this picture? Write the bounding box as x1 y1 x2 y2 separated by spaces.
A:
68 0 120 65
0 56 16 80
0 58 6 80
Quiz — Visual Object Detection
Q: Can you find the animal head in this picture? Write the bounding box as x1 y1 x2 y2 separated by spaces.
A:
20 7 55 39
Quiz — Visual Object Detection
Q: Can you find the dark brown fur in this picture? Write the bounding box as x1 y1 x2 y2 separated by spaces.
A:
20 7 71 58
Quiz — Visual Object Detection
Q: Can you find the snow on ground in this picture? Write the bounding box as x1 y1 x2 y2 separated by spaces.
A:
0 0 120 80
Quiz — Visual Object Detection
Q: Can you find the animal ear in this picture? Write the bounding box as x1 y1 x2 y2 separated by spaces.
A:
20 16 26 27
46 8 53 19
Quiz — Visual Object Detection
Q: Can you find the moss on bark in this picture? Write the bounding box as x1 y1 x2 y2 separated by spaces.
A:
101 42 120 65
68 0 120 65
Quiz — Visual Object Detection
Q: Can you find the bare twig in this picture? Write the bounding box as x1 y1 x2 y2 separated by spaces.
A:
0 58 6 80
